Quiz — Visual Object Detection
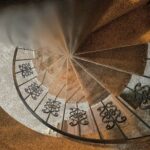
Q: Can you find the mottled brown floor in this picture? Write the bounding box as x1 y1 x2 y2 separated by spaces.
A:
0 108 150 150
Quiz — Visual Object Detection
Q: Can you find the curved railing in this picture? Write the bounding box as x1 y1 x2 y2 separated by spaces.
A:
13 45 150 144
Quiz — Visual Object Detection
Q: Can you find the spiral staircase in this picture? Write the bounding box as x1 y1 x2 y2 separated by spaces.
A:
0 0 150 145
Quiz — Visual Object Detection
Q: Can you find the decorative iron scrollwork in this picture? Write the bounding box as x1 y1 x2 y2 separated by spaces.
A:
25 82 43 100
69 108 89 126
42 99 61 117
19 63 33 78
134 82 150 110
97 101 127 130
